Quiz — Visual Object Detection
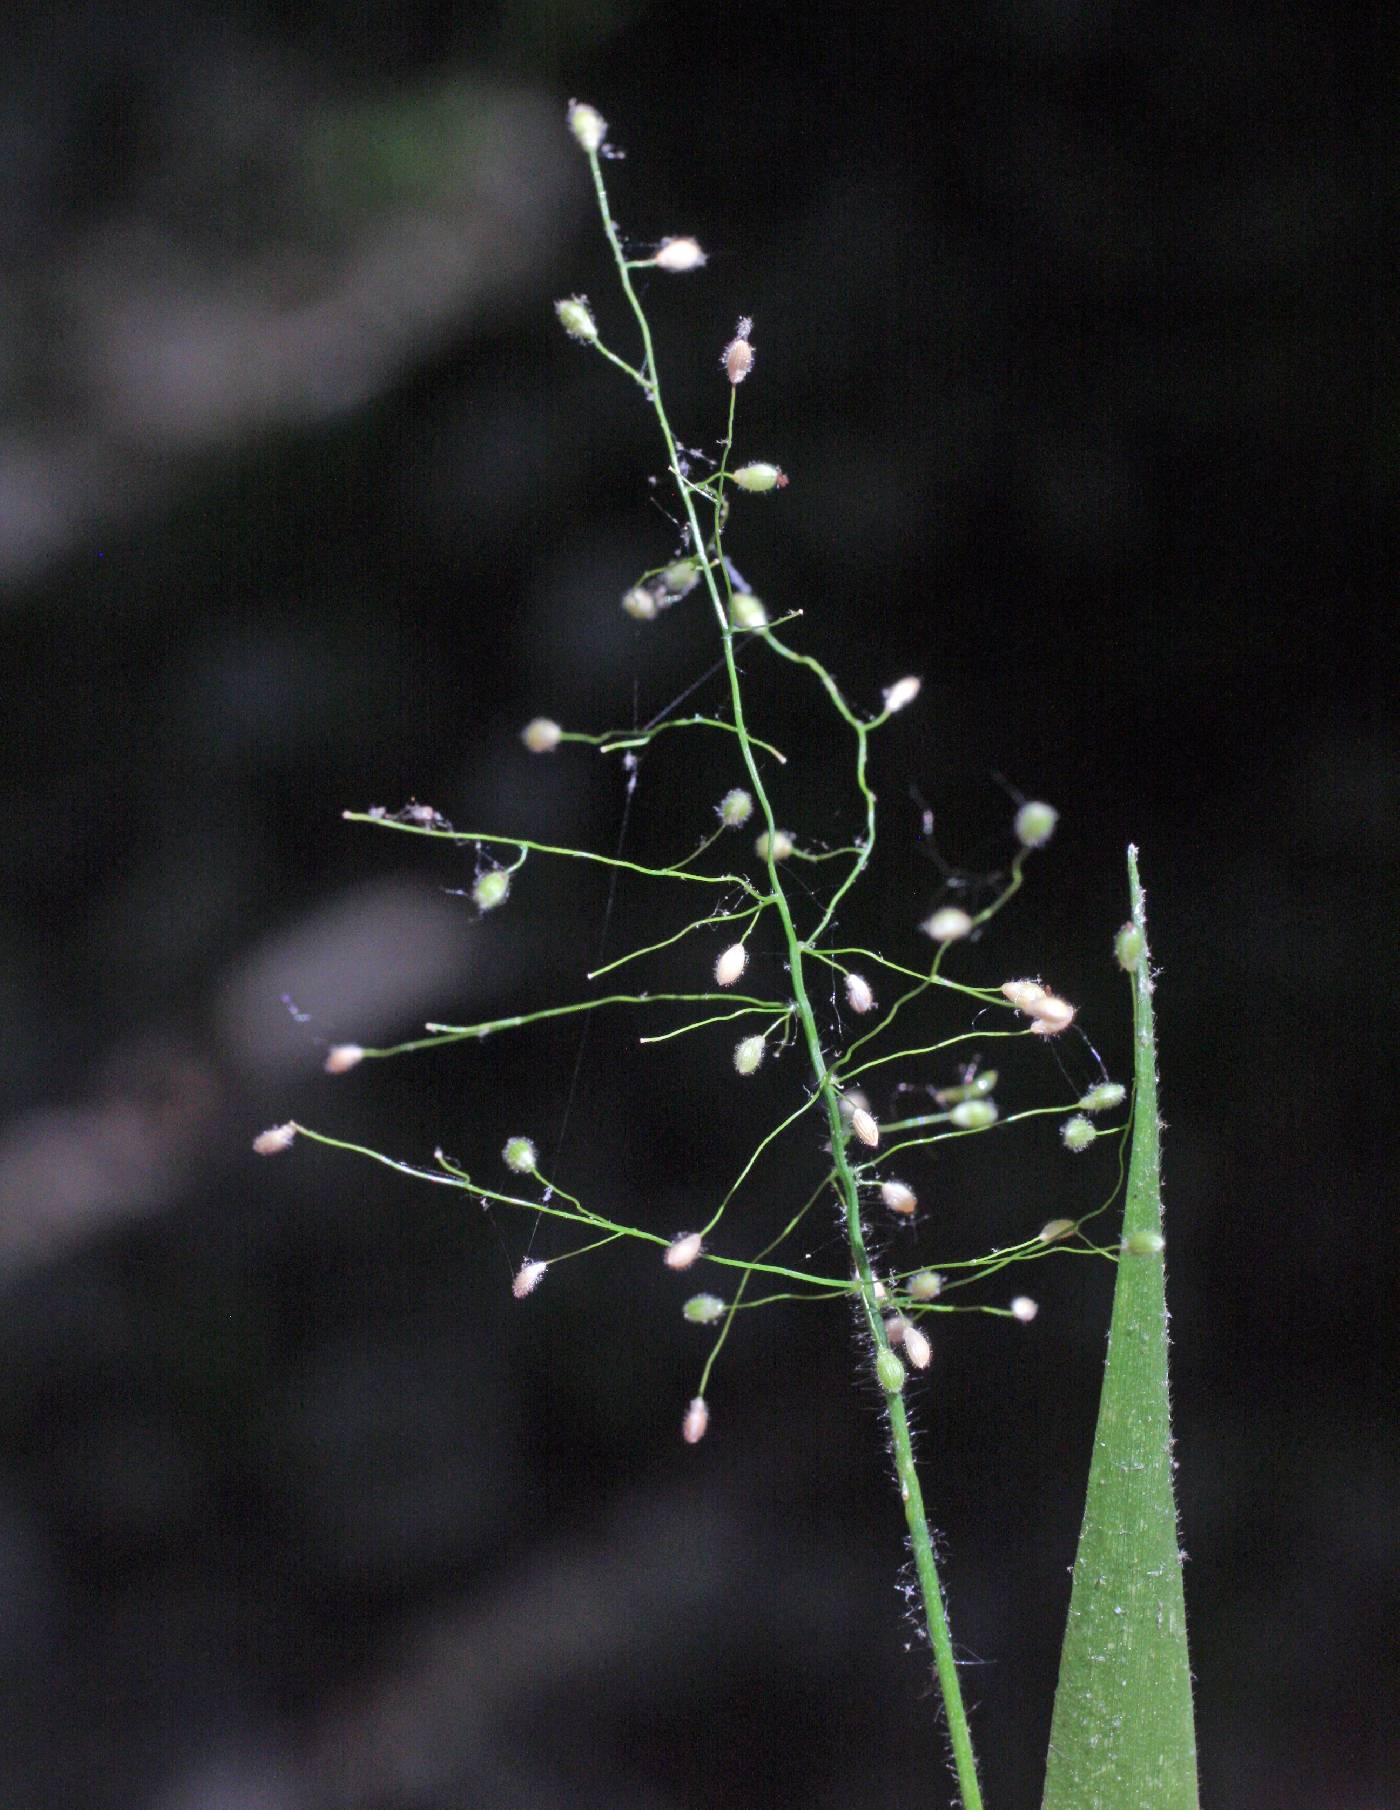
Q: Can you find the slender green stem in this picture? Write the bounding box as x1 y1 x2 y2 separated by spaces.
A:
637 1004 788 1045
352 991 786 1061
585 145 984 1810
292 1123 854 1290
838 1025 1024 1085
588 906 763 980
586 713 788 765
342 811 761 893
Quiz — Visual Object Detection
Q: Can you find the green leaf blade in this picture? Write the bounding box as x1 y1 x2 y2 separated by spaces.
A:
1041 846 1199 1810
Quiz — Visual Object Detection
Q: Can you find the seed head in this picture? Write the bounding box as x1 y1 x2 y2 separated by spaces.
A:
908 1270 943 1300
502 1136 537 1173
1115 922 1145 973
837 1089 870 1132
659 557 701 598
732 461 786 493
903 1323 932 1370
875 1348 906 1394
730 594 769 630
682 1396 710 1444
567 101 606 153
922 907 973 943
882 675 922 714
512 1260 548 1299
1010 1295 1039 1323
934 1068 998 1105
1001 979 1047 1012
1061 1114 1097 1152
683 1293 725 1324
252 1122 296 1156
754 828 794 863
622 583 662 621
851 1106 880 1148
554 296 598 343
521 717 563 753
724 324 755 387
718 787 754 828
1027 995 1075 1035
1079 1081 1126 1114
653 236 707 272
323 1043 364 1074
733 1034 766 1076
880 1179 917 1215
844 972 875 1014
1014 800 1059 848
473 869 510 912
1039 1217 1076 1243
665 1232 703 1271
950 1099 998 1130
714 943 749 987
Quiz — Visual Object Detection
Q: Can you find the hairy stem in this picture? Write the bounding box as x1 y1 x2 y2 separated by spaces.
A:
586 147 984 1810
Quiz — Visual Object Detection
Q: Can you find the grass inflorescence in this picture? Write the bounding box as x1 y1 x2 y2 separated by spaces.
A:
257 102 1153 1809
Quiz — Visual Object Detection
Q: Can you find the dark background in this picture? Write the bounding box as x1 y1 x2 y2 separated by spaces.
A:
0 1 1389 1806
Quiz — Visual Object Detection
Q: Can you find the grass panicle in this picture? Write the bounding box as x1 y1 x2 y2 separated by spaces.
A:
260 108 1199 1808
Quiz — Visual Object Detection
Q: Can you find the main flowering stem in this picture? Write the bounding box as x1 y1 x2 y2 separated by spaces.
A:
584 143 984 1810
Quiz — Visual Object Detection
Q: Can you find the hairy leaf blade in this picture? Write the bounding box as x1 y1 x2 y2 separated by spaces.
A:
1041 846 1199 1810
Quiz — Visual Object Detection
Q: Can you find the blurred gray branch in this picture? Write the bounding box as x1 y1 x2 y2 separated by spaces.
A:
0 59 570 587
